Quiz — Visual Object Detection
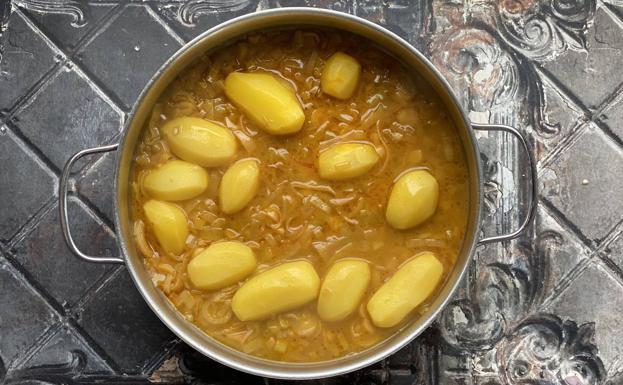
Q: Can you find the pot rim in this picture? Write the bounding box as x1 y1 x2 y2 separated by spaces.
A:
112 7 483 379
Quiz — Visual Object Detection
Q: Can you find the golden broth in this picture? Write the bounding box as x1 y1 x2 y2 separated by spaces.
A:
131 29 469 362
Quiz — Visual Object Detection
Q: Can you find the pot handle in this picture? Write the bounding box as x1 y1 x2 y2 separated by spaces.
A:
472 123 537 246
59 144 125 264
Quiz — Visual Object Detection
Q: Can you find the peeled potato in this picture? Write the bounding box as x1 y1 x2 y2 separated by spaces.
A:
143 200 188 255
367 252 443 328
232 261 320 321
321 52 361 99
219 158 260 214
162 117 237 167
224 72 305 135
187 241 257 290
143 160 208 201
385 170 439 229
317 259 371 322
318 142 380 180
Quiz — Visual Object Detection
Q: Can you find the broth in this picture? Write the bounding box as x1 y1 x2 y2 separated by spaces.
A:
130 29 469 362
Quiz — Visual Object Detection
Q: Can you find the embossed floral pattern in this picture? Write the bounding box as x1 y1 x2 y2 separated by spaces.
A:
496 0 595 61
13 0 88 27
177 0 254 26
430 0 595 139
431 1 621 384
497 315 604 385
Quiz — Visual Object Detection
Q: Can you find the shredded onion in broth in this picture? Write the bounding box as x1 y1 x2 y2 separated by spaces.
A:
131 29 469 362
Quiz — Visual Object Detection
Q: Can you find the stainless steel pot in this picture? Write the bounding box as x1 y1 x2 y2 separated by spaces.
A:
59 8 536 379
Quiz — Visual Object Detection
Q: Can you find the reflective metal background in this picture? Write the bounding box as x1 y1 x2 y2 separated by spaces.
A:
0 0 621 384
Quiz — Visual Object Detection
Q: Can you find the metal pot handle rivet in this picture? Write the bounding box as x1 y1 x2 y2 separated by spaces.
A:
59 143 125 264
472 123 538 246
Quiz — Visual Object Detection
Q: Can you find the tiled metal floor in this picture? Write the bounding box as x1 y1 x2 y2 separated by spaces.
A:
0 0 622 384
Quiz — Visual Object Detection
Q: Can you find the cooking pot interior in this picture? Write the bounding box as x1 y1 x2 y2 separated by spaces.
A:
114 9 482 379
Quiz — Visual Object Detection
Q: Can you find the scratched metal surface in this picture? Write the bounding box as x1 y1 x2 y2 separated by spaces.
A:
0 0 622 384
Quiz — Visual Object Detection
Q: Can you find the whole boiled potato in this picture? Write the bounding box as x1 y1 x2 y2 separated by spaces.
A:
386 169 439 229
225 72 305 135
318 143 379 180
143 200 188 255
187 241 257 290
143 160 208 201
232 261 320 321
317 259 370 322
162 117 237 167
367 252 443 328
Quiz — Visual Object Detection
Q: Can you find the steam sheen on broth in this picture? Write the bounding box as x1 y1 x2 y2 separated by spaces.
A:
131 29 469 362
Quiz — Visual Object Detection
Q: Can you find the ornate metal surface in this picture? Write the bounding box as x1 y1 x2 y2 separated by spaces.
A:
0 0 622 384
